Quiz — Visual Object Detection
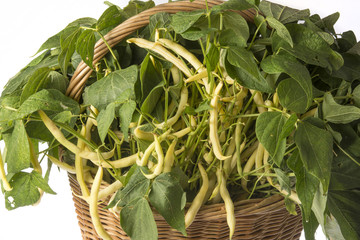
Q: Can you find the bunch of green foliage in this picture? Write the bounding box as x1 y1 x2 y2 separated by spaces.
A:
0 0 359 239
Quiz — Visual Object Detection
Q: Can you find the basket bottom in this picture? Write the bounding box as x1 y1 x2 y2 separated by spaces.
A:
68 174 303 240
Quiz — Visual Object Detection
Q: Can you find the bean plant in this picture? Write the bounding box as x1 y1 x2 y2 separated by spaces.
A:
0 0 360 240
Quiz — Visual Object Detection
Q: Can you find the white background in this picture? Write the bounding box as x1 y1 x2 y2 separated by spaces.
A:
0 0 359 239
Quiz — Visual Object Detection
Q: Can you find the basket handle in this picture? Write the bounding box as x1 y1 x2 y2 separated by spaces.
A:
66 0 256 100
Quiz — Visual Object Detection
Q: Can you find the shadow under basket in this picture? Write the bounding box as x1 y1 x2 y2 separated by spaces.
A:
68 174 303 240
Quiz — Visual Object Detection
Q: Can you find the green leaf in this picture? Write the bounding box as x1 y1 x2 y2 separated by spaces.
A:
170 10 205 33
287 149 319 221
261 54 313 112
120 197 158 240
312 12 340 35
212 0 257 12
332 53 360 82
272 24 344 72
30 171 56 194
180 27 216 41
83 65 138 110
221 11 249 47
225 47 274 93
325 216 346 240
76 29 96 68
118 100 136 141
45 71 69 94
116 167 150 207
277 78 310 113
6 120 31 173
121 0 155 19
20 67 52 104
149 173 186 235
205 43 220 71
254 14 267 38
9 89 79 122
353 85 360 107
139 54 164 103
2 55 58 97
322 92 360 124
34 17 96 55
330 149 360 191
140 82 164 115
58 26 82 75
149 12 171 40
259 0 310 24
273 168 291 194
327 190 360 239
5 171 55 210
97 5 122 31
301 209 319 240
279 113 297 140
97 102 116 143
255 111 287 166
266 16 293 47
294 121 333 193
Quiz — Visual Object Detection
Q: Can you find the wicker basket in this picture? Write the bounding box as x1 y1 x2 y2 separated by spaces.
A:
66 0 304 239
69 174 302 240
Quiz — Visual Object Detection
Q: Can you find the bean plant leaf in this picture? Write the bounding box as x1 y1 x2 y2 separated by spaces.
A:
255 111 287 166
76 29 96 68
327 190 360 240
149 12 171 40
301 209 319 240
83 65 138 110
332 53 360 82
259 0 310 24
170 10 205 34
279 113 297 140
58 26 82 75
277 78 310 113
273 168 291 194
120 197 158 240
226 47 274 93
287 149 319 221
352 85 360 107
97 102 116 143
272 24 344 72
149 173 186 235
266 16 293 47
322 92 360 124
261 54 313 112
97 5 122 31
212 0 257 12
325 216 346 240
121 0 155 19
221 11 249 47
6 120 31 173
2 55 58 97
35 17 96 55
5 171 55 210
20 67 52 104
139 54 164 103
140 83 164 115
116 167 150 207
45 71 69 94
6 89 79 122
118 100 136 141
294 121 333 193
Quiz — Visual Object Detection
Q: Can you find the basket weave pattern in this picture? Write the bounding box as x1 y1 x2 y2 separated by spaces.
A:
66 0 303 239
69 174 303 240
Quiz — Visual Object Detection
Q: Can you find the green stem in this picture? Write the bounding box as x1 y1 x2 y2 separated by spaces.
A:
97 31 121 70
